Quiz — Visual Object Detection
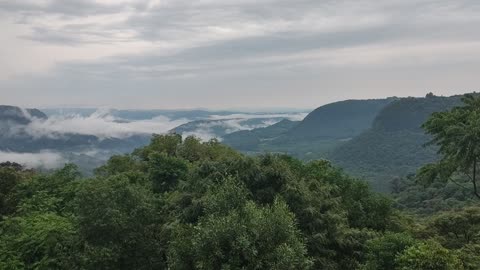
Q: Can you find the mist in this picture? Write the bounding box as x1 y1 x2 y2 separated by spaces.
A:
0 151 64 170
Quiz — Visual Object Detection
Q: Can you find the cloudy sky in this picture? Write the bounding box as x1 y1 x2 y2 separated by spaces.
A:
1 0 479 109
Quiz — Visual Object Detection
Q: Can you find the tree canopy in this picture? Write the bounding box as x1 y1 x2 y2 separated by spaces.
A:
0 134 479 269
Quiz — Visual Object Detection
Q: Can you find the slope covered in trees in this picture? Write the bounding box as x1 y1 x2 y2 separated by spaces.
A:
221 98 394 158
329 95 463 192
1 134 478 269
222 119 299 151
286 98 395 140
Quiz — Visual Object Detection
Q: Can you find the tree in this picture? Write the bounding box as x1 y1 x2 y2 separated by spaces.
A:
362 233 417 270
74 176 167 269
134 133 182 161
0 167 23 217
148 152 188 193
419 94 480 199
0 213 77 269
396 240 463 270
428 207 480 249
168 198 312 270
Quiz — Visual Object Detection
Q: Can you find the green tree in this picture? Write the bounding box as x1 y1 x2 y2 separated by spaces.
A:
169 199 312 270
94 154 140 177
396 240 463 270
74 176 167 269
134 133 182 160
420 94 480 199
0 213 77 270
148 152 188 193
0 166 24 217
428 207 480 249
362 233 416 270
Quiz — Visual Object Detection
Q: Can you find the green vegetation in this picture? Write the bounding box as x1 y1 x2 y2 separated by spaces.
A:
392 174 476 215
222 98 394 162
419 94 480 199
1 131 479 269
222 119 299 151
329 95 462 191
2 94 480 269
287 98 395 140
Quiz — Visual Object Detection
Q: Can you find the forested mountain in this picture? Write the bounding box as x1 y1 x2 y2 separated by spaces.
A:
329 94 463 192
220 98 394 158
171 116 299 140
0 105 47 124
222 119 299 151
286 98 395 140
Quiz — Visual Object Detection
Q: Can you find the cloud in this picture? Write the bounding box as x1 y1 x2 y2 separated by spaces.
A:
14 108 188 139
0 151 64 169
177 112 307 140
207 112 307 121
1 0 480 108
5 108 304 142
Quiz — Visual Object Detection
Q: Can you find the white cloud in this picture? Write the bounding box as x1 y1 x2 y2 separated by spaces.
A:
178 113 306 141
207 112 307 121
1 0 480 108
17 108 188 139
0 151 64 169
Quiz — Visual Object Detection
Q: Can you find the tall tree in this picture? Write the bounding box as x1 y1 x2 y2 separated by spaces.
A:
419 94 480 199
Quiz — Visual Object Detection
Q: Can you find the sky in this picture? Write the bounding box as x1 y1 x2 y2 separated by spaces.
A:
1 0 479 110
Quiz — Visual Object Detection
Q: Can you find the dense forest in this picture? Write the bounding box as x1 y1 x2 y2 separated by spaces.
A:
329 94 463 191
1 94 480 269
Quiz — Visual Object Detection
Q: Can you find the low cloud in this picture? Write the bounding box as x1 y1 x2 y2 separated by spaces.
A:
178 112 306 141
0 151 64 169
17 108 188 139
207 112 308 121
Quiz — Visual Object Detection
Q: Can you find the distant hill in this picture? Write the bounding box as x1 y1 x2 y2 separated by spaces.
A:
286 98 395 140
171 117 294 140
0 105 47 125
328 95 463 192
222 119 299 151
221 98 394 158
0 105 151 173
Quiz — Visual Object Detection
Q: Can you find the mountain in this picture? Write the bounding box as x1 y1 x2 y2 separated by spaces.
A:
0 105 151 173
286 98 395 140
328 94 463 192
222 119 299 151
220 98 395 159
0 105 47 125
0 106 150 153
171 117 296 140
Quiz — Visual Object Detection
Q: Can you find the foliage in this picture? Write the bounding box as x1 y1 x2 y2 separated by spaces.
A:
0 134 479 269
419 94 480 199
395 240 464 270
362 233 417 270
392 174 475 215
427 207 480 249
329 95 462 192
169 198 312 270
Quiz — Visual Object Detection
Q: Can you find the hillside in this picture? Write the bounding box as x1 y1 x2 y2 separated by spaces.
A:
222 119 299 151
171 116 295 140
0 105 152 173
221 98 394 158
0 105 47 125
286 98 395 140
329 95 463 192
